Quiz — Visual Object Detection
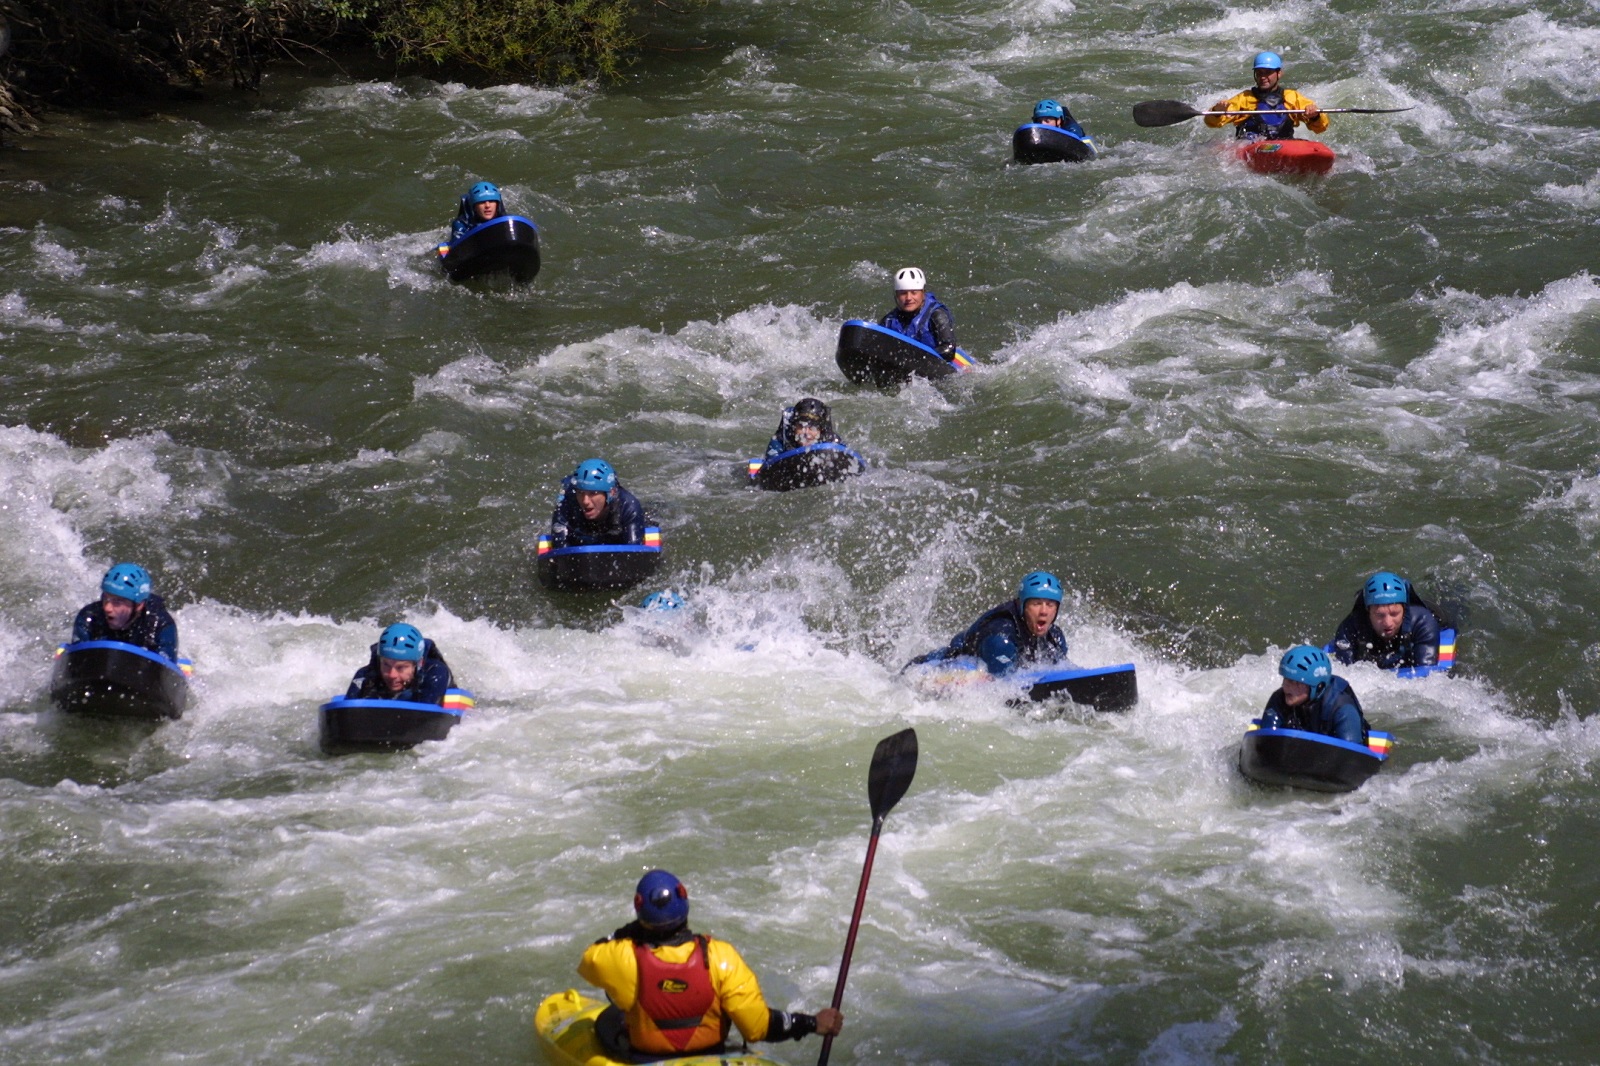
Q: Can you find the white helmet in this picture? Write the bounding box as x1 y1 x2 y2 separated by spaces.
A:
893 267 926 292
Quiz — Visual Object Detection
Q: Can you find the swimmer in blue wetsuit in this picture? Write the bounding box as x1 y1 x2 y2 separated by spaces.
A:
1029 98 1087 139
879 267 959 359
908 570 1070 677
764 398 846 460
1331 571 1444 669
1261 645 1368 745
71 562 179 661
547 458 649 548
450 181 505 242
346 623 453 704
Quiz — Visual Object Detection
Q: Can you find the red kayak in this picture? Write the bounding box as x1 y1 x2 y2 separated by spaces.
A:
1234 139 1334 176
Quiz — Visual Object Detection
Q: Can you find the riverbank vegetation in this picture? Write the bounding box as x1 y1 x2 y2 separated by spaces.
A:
0 0 692 123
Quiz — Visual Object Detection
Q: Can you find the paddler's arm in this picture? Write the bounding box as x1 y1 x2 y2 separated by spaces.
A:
1204 91 1253 127
1286 90 1328 133
578 938 641 1010
706 940 844 1042
927 306 958 358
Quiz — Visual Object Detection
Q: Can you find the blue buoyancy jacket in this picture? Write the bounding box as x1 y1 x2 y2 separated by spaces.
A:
910 598 1069 677
1261 676 1368 745
346 638 454 704
1331 591 1444 669
1236 87 1294 140
548 477 649 548
879 292 958 355
72 594 180 661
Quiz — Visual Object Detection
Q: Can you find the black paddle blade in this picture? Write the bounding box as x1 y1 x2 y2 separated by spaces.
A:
1132 99 1203 127
867 728 918 821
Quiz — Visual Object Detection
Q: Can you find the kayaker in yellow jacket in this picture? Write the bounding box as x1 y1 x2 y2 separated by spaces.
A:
1206 51 1327 140
578 869 844 1057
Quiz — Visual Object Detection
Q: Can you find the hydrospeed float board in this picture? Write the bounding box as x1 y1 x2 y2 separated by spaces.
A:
1012 122 1097 164
746 442 866 492
51 641 193 720
835 320 973 388
1239 722 1392 793
436 214 542 283
536 528 663 591
1322 627 1458 679
318 689 474 755
908 657 1138 711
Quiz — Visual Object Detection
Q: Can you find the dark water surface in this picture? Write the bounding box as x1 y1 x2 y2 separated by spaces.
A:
2 0 1599 1061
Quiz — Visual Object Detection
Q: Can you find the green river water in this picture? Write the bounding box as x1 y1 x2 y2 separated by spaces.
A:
2 0 1599 1061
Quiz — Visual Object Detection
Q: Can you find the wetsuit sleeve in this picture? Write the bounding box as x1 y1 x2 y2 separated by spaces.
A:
71 604 96 644
1286 90 1329 134
765 436 787 461
345 669 368 700
927 307 958 356
150 604 179 660
449 197 471 242
878 310 897 328
1331 613 1361 664
1204 91 1255 128
706 939 772 1042
548 495 573 548
1260 690 1288 730
579 939 641 1011
616 491 647 545
414 660 453 705
1327 694 1366 745
973 615 1022 676
1406 607 1441 667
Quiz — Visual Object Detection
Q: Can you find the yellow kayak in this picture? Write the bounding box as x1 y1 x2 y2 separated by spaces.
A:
533 990 776 1066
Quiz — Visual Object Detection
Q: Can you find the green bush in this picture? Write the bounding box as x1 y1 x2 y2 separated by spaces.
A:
371 0 639 82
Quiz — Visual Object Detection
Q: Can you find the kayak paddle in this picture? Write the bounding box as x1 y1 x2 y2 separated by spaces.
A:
1132 99 1414 128
817 727 919 1066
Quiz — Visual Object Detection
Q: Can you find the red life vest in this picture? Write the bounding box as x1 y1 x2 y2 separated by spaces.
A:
627 936 723 1054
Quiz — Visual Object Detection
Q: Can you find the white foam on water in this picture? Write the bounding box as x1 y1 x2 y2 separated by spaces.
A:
299 228 449 292
1403 272 1600 401
1538 169 1600 208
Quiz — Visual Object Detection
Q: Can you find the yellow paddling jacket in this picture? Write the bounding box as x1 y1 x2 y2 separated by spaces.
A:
1205 87 1330 137
579 933 774 1054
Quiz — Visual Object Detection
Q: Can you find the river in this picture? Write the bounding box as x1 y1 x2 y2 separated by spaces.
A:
2 0 1599 1061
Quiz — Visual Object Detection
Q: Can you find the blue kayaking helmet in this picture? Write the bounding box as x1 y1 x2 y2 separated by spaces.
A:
641 590 684 612
1033 99 1066 121
1279 644 1332 698
467 181 502 205
1017 570 1064 604
634 869 690 930
1363 571 1409 606
573 458 617 493
378 623 425 662
979 631 1018 675
101 562 152 604
1252 51 1283 71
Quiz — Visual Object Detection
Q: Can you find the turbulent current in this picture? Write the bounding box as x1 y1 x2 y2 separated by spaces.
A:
2 0 1599 1061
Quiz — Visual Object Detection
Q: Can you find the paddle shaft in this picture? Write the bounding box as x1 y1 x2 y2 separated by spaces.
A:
1133 98 1414 127
1200 107 1401 116
816 814 885 1066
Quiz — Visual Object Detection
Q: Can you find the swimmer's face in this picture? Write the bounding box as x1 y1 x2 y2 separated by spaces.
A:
1367 602 1404 639
101 593 138 630
1022 598 1058 636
